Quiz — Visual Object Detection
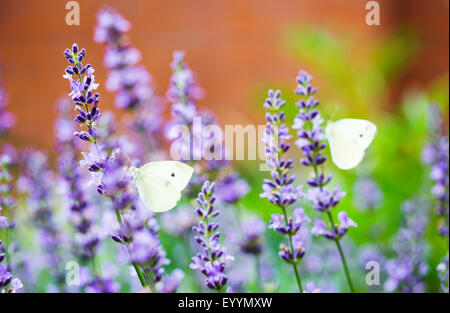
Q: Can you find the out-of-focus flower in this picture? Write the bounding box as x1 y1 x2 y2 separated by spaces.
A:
161 206 196 237
422 104 449 238
0 69 16 139
384 199 428 293
165 50 204 161
239 217 265 256
19 150 67 289
94 6 165 157
437 254 449 293
216 173 250 204
357 244 386 268
0 155 15 229
9 278 23 293
191 181 231 291
165 51 231 178
55 98 102 264
94 7 130 43
352 177 383 211
157 269 185 293
304 281 321 293
81 264 121 293
0 155 21 293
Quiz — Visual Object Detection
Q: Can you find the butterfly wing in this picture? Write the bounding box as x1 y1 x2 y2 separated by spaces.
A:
326 119 377 170
135 170 181 212
139 161 194 192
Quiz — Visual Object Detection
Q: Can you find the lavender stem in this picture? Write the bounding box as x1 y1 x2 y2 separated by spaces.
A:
326 211 355 292
281 206 304 293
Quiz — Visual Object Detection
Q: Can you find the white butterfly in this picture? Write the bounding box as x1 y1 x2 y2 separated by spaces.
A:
133 161 194 212
325 119 377 170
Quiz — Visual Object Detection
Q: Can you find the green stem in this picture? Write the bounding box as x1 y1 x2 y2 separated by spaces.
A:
312 161 356 293
132 263 148 288
326 211 355 293
254 255 262 291
114 209 150 290
281 207 304 293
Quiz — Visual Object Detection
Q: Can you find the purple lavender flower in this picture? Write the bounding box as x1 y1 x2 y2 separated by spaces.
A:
352 177 383 211
239 217 265 255
293 70 355 292
422 104 449 238
437 254 449 293
304 281 321 293
165 52 226 167
128 229 168 280
0 68 16 139
63 43 101 144
384 199 428 293
161 206 197 237
55 98 101 263
306 185 345 212
158 269 185 293
215 173 250 204
357 244 386 268
80 264 121 293
165 50 203 161
167 51 204 117
260 89 308 292
260 90 301 206
0 155 15 228
94 6 165 156
0 155 22 293
190 181 231 291
94 7 130 44
18 150 67 289
165 51 246 206
0 264 12 289
63 44 176 292
9 277 23 293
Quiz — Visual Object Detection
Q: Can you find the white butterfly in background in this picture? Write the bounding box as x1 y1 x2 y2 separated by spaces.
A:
325 119 377 170
133 161 194 212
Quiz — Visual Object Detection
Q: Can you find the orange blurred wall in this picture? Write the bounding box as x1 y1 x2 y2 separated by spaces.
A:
0 0 448 151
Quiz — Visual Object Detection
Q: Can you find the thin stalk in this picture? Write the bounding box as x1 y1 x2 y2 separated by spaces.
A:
281 207 304 293
114 209 149 290
326 211 355 293
312 164 356 292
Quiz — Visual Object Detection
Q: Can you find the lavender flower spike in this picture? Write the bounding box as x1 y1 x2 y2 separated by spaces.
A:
437 254 449 293
294 70 356 292
63 44 175 292
0 155 22 293
384 199 428 292
190 181 232 292
0 68 16 139
422 104 449 238
260 89 308 292
94 6 165 156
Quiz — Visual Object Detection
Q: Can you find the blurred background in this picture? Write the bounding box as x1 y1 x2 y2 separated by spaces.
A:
0 0 448 149
0 0 449 293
